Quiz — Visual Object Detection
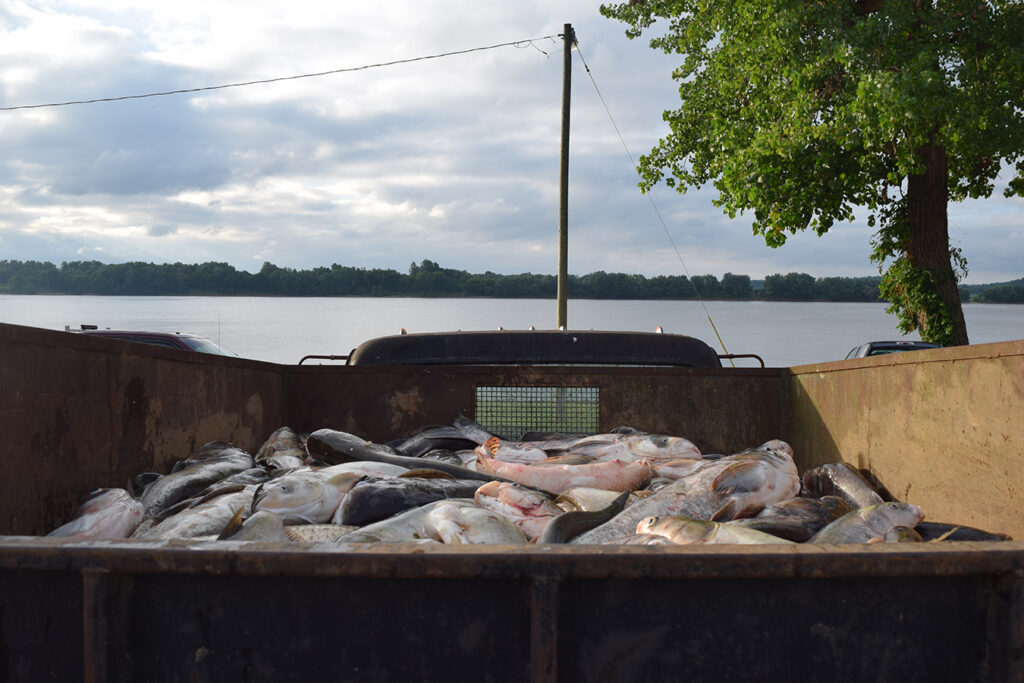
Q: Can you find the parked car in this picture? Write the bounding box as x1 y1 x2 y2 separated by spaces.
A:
845 340 942 359
75 327 238 357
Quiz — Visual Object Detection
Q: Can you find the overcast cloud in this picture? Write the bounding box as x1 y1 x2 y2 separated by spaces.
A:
0 0 1020 283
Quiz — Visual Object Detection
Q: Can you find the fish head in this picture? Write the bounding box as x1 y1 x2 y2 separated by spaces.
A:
636 515 712 543
623 434 701 459
756 440 794 458
872 501 925 530
251 473 334 524
635 515 663 535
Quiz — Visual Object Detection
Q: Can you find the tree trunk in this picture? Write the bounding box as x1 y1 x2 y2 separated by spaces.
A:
906 140 970 345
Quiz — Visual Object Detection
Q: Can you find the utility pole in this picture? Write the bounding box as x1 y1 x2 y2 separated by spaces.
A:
556 23 574 330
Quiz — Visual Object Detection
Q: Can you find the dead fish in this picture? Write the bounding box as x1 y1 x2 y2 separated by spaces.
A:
337 499 494 544
476 447 653 494
255 426 307 472
389 425 479 458
337 476 485 526
727 495 852 542
285 524 359 542
218 509 287 542
809 502 925 544
306 429 506 482
620 534 678 546
884 526 924 543
653 459 707 481
636 515 796 545
251 471 364 524
418 449 466 466
570 444 800 544
556 487 638 512
537 492 631 544
473 481 565 541
140 442 255 521
802 462 885 509
47 488 144 539
566 432 702 464
423 500 529 544
317 461 409 479
138 485 260 540
914 522 1013 542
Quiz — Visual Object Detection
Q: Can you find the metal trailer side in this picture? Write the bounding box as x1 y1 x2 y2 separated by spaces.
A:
1 322 1022 682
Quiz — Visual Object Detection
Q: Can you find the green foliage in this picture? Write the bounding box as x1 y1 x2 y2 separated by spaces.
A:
601 0 1024 343
0 259 913 302
976 284 1024 303
869 196 967 344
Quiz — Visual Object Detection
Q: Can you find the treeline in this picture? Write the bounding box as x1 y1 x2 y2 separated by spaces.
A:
0 258 1014 302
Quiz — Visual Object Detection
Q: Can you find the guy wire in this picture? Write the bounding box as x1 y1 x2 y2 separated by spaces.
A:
572 44 733 364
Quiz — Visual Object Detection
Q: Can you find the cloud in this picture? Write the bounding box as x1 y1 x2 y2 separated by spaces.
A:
0 1 1019 283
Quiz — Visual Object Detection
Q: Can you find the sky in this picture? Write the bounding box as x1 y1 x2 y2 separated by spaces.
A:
0 1 1020 284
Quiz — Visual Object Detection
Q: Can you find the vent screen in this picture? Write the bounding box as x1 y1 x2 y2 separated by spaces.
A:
474 386 600 440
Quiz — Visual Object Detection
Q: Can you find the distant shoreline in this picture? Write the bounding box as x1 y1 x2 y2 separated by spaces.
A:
1 259 1021 303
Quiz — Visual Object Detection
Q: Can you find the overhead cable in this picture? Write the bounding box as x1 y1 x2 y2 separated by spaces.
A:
0 35 559 112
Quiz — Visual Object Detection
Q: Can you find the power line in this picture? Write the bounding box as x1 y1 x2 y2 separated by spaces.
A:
573 45 734 361
0 35 559 112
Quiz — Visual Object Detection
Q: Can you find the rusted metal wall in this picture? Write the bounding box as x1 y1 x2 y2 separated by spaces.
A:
286 364 789 456
788 339 1024 540
0 323 286 535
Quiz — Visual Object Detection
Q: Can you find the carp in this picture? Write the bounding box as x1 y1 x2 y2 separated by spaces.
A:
47 488 144 539
810 502 926 544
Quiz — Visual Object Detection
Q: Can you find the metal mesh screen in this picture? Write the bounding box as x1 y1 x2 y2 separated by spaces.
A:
474 386 600 440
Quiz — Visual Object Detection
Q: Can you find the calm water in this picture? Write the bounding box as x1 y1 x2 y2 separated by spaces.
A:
2 295 1022 367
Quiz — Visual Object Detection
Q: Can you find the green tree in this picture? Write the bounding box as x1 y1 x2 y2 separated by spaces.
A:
602 0 1024 345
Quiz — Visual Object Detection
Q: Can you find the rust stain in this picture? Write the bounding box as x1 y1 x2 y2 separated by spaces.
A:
387 387 423 432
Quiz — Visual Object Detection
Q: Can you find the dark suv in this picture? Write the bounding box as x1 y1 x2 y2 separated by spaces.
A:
845 340 942 359
78 328 238 357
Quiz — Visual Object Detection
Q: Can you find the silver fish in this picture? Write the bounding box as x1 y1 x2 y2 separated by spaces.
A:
140 442 254 521
255 426 308 472
571 443 800 544
47 488 144 539
801 462 885 509
810 502 926 544
727 495 852 542
139 485 259 540
423 500 529 544
637 515 797 545
251 471 364 524
337 499 523 544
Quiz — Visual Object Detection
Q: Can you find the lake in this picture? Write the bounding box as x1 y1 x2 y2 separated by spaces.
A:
2 294 1022 367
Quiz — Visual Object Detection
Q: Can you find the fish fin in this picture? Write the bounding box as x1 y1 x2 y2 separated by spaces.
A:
867 537 884 544
326 472 365 489
710 461 766 495
484 437 501 456
710 498 742 522
217 507 246 540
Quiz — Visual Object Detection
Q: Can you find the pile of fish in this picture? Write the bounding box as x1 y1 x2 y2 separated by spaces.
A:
46 416 1012 546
